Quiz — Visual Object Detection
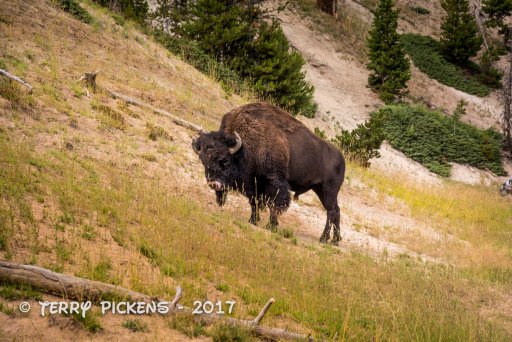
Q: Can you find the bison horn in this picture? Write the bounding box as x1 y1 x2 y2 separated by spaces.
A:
229 131 242 154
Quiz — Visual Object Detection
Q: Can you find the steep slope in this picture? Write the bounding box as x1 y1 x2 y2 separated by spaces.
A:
1 0 512 340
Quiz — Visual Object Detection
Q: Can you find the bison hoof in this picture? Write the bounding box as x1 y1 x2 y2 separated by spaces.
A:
319 236 329 244
330 239 340 246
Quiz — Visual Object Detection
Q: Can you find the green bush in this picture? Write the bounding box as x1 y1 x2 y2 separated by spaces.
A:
332 112 386 167
57 0 94 24
373 105 506 176
93 0 148 24
401 34 499 96
410 6 430 14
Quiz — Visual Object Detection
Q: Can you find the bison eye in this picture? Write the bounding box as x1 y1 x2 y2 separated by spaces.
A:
219 159 228 168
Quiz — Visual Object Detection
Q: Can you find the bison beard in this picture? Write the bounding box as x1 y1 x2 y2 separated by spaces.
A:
192 103 345 245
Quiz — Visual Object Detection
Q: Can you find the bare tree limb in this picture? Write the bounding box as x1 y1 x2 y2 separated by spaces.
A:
252 297 275 326
108 90 206 133
0 69 33 93
170 285 182 309
0 260 154 302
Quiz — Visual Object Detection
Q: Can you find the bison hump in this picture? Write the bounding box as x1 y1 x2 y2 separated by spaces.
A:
221 103 294 175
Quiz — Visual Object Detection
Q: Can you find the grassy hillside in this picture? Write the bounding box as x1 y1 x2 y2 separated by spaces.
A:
1 0 512 340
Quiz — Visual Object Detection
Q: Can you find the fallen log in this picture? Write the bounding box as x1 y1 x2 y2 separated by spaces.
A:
0 260 311 341
0 260 153 302
108 90 206 133
0 69 33 93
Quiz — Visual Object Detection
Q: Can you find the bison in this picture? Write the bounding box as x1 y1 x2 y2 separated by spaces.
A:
192 103 345 244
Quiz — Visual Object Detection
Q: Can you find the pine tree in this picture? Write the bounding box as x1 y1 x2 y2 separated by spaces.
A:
367 0 410 103
182 0 317 116
182 0 257 61
233 21 317 117
440 0 482 64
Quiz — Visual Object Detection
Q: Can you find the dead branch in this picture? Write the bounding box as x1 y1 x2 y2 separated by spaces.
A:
0 260 311 340
0 69 33 93
108 90 206 133
170 284 182 309
252 297 275 326
0 260 153 302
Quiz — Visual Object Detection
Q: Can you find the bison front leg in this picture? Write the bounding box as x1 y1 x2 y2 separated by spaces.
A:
265 178 290 231
248 196 261 225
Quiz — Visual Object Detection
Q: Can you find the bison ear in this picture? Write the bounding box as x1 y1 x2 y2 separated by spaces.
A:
192 137 201 155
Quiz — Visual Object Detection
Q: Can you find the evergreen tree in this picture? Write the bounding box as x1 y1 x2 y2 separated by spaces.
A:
440 0 482 64
483 0 512 41
233 21 316 117
182 0 257 61
367 0 410 103
182 0 317 116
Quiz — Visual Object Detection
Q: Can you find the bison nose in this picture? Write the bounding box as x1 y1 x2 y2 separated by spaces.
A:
207 181 223 191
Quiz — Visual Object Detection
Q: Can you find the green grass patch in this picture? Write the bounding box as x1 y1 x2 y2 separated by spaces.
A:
209 322 255 342
0 302 15 315
0 284 43 301
373 105 506 176
168 314 206 338
146 123 173 141
0 135 37 258
92 102 126 130
70 309 102 333
402 34 497 96
0 78 35 112
122 318 148 332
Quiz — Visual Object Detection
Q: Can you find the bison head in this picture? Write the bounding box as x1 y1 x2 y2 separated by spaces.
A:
192 131 243 206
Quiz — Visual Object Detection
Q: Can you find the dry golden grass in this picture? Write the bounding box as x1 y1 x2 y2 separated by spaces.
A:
0 0 511 340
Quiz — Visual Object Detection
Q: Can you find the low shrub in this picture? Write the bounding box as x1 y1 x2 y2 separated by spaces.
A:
56 0 94 24
332 112 386 167
401 34 500 96
373 105 506 176
410 6 430 15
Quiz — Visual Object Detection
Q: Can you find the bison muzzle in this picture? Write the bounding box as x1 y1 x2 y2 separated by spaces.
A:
192 103 345 245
